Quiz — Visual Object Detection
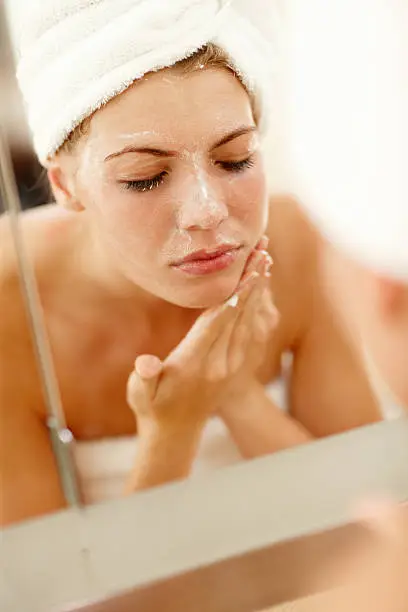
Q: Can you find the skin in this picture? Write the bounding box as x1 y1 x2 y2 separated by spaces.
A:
305 243 408 611
321 242 408 407
0 66 381 526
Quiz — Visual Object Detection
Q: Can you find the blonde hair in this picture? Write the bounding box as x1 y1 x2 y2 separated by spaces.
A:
58 43 258 155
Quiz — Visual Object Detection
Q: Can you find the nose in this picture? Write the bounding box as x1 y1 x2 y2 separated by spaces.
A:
177 174 228 232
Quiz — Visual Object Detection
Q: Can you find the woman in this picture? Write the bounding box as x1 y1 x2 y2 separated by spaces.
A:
0 1 380 526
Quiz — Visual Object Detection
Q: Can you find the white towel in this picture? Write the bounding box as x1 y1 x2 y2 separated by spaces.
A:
75 418 241 505
73 374 400 505
74 380 287 505
286 0 408 281
6 0 277 164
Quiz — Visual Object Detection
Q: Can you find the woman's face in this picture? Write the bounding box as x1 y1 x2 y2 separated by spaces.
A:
67 67 268 308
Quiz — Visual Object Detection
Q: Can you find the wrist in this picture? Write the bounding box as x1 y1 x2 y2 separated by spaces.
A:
138 420 205 452
125 420 206 493
137 416 206 445
218 378 261 419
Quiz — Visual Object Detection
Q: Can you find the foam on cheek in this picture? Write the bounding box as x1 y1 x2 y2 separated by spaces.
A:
225 135 266 224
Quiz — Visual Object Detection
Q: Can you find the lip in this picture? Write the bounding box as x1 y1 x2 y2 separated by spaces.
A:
172 244 242 276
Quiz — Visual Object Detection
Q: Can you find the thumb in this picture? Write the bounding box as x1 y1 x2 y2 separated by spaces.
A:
127 355 163 410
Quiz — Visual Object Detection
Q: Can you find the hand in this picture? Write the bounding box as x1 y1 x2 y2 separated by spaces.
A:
127 236 278 439
216 235 279 407
316 499 408 611
234 236 278 377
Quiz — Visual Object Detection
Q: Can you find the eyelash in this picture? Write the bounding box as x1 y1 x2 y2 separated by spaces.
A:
120 156 255 193
121 172 168 193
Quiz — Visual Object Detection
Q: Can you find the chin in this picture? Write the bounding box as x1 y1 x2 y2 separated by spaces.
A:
168 275 241 309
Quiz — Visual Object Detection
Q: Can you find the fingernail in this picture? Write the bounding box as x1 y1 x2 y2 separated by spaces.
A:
226 294 239 308
255 236 267 251
261 250 274 264
251 251 264 271
242 271 260 289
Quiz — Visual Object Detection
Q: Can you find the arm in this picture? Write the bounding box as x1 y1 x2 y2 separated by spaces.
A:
218 195 380 452
125 423 204 494
266 194 382 436
219 379 312 459
0 395 68 526
289 291 383 437
0 242 69 525
0 325 68 525
124 422 204 493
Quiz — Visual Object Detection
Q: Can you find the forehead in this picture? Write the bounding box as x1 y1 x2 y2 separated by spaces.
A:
88 67 254 150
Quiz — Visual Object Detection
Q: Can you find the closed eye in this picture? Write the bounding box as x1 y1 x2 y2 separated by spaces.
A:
119 156 255 193
120 171 168 192
217 156 255 173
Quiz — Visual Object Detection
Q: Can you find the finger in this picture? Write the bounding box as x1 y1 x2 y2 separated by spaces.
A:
239 249 265 286
240 263 274 336
247 248 273 284
255 234 269 251
136 354 163 380
226 273 265 368
240 249 261 281
205 316 238 380
127 355 163 409
262 250 273 278
208 272 264 376
221 271 266 370
228 319 251 372
253 289 280 342
238 236 273 292
240 234 270 278
167 272 259 367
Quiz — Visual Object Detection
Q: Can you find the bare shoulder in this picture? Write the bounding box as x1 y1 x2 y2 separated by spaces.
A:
266 193 320 276
0 203 76 273
0 225 40 415
0 205 74 417
0 203 71 321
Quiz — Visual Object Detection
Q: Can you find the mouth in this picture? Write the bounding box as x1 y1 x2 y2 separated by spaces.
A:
171 244 242 276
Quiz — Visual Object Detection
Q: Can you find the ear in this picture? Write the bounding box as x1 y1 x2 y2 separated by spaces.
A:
46 162 84 212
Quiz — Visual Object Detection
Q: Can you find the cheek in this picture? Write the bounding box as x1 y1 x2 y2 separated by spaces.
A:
83 183 172 254
225 166 268 225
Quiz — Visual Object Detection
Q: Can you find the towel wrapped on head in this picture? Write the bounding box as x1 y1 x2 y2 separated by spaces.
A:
287 0 408 282
5 0 276 165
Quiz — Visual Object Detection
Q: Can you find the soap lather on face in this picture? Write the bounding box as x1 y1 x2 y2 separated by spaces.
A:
49 45 269 310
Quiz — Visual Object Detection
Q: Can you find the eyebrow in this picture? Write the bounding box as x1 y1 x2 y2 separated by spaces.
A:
103 125 257 162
